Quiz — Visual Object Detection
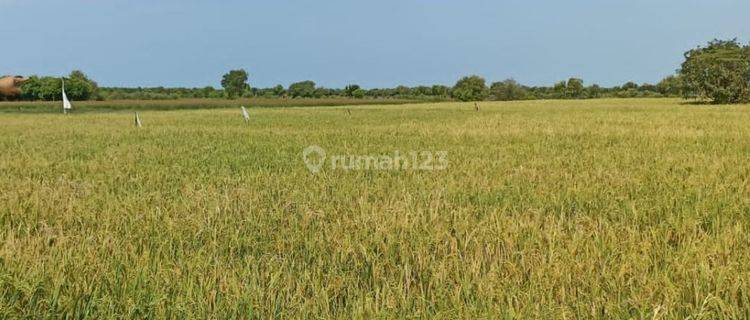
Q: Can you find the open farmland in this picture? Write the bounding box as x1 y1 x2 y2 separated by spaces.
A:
0 97 422 113
1 98 749 318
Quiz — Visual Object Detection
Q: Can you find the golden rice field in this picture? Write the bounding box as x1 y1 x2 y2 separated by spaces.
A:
1 98 749 318
0 97 419 113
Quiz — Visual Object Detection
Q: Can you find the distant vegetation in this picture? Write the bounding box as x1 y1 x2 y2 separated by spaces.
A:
220 69 250 99
93 74 685 102
4 39 749 104
680 39 750 104
89 76 686 102
18 71 99 101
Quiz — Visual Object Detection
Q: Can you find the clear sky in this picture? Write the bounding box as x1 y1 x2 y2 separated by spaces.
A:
1 0 749 88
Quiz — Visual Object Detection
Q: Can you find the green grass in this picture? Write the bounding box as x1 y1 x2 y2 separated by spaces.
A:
1 98 749 318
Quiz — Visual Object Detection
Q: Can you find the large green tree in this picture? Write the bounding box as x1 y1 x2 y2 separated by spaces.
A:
452 75 487 101
680 39 750 104
272 84 286 97
552 81 567 98
489 79 528 101
221 69 249 99
21 70 98 101
431 85 450 97
344 84 361 97
565 78 585 98
66 70 99 100
288 81 316 98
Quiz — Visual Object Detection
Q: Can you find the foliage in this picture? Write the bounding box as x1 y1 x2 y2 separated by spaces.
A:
680 39 750 104
565 78 585 98
93 79 672 102
622 81 639 91
489 79 528 101
20 71 98 101
657 75 682 97
431 85 451 97
288 80 316 98
351 89 365 99
344 84 361 97
8 71 704 103
452 75 487 101
272 85 286 97
221 69 250 99
66 70 99 100
98 86 225 100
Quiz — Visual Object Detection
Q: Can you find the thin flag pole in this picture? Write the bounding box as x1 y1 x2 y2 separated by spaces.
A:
135 112 142 128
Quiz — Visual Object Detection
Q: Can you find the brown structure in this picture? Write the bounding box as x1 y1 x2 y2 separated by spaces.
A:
0 76 28 100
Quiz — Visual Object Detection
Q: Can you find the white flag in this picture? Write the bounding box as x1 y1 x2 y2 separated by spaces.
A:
241 106 250 123
62 80 72 113
135 112 142 127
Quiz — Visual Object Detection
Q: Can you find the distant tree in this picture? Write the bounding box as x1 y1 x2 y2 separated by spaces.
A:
20 76 48 100
414 86 432 96
313 87 334 98
680 39 750 103
344 84 361 97
638 83 658 93
352 89 365 99
565 78 585 98
66 70 98 100
288 80 316 98
272 84 286 97
431 85 450 97
200 86 215 98
656 75 682 97
452 75 487 101
621 81 639 90
552 81 567 98
20 71 98 101
221 69 249 99
588 84 602 98
489 79 528 101
394 86 410 97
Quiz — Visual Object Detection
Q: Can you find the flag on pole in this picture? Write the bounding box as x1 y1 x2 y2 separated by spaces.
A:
62 79 72 114
135 112 142 128
241 106 250 123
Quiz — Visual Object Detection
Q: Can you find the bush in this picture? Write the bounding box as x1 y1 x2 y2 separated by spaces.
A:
21 71 98 101
489 79 528 101
452 75 487 101
288 81 316 98
221 69 250 99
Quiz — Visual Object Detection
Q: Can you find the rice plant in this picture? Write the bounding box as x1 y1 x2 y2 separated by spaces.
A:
0 98 748 318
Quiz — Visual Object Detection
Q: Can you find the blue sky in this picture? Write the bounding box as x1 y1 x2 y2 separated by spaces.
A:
1 0 748 88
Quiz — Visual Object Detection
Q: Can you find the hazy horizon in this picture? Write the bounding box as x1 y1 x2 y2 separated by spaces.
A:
1 0 748 88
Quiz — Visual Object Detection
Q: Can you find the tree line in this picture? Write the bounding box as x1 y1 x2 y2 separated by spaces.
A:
12 71 99 101
9 71 681 102
6 39 748 103
94 75 684 102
